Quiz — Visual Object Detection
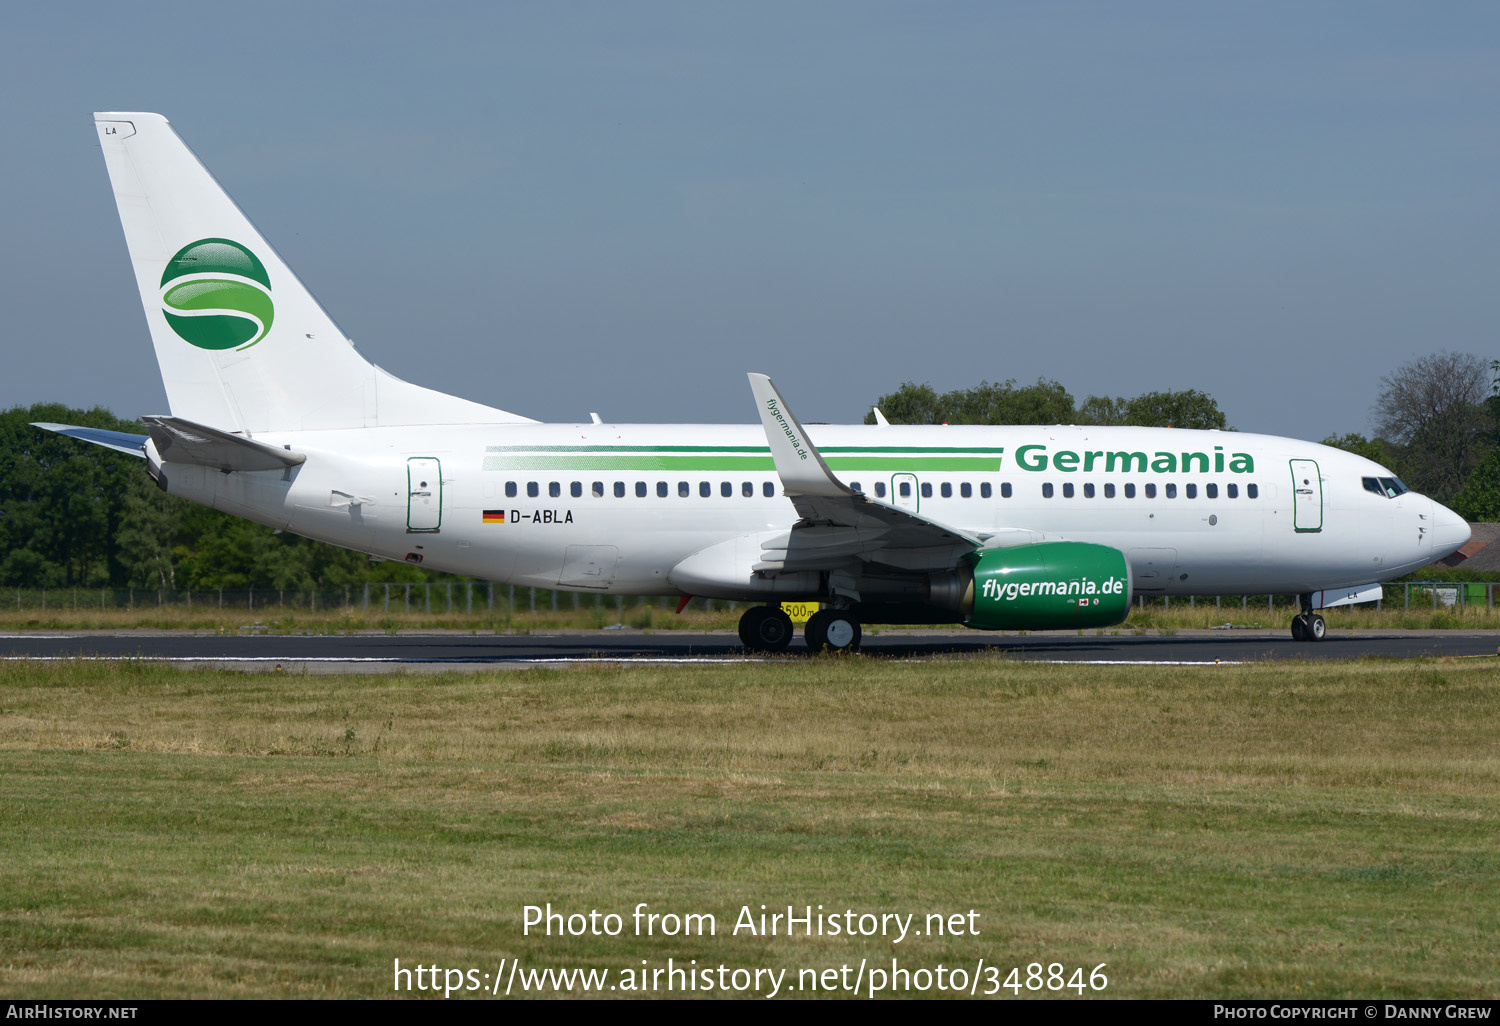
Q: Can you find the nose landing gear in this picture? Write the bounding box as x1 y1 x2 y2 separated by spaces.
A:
1290 594 1326 642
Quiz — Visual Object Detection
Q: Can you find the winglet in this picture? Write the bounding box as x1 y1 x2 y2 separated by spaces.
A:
748 373 853 498
872 407 890 427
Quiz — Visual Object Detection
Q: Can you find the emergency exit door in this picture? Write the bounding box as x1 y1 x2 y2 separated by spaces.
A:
407 457 442 532
892 473 919 512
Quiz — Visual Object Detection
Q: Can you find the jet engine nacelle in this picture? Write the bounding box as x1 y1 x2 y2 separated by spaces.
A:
964 541 1131 631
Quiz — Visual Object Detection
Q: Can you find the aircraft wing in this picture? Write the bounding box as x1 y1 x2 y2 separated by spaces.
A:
748 373 983 572
32 422 148 458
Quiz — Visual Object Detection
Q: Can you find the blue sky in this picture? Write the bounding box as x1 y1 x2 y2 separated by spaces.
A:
3 2 1497 436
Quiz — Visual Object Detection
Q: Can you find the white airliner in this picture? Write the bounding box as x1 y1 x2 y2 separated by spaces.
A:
40 112 1470 651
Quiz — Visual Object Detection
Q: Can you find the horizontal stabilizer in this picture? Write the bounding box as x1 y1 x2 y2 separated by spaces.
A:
142 415 306 472
32 423 147 458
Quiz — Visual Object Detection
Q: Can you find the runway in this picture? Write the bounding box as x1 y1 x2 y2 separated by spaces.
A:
1 628 1497 671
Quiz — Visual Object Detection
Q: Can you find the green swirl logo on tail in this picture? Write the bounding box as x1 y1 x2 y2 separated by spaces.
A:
159 239 274 350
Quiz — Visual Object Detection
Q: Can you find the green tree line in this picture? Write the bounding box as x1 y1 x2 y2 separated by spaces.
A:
867 379 1228 430
0 403 438 589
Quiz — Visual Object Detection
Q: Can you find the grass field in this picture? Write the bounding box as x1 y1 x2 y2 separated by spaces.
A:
1 656 1498 999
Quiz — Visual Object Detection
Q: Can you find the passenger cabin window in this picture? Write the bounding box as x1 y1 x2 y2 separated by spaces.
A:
960 482 972 498
636 481 647 497
1144 483 1156 498
763 482 775 497
591 481 603 497
921 483 932 498
1227 483 1238 498
1104 483 1115 498
614 482 626 498
1125 483 1136 498
721 482 732 497
506 481 517 498
1165 483 1177 499
981 482 993 498
899 482 912 497
1205 483 1216 499
568 482 580 498
1185 483 1196 499
678 481 690 497
1042 483 1054 498
851 482 864 494
940 482 952 498
743 482 754 497
1062 482 1074 498
657 482 668 498
875 482 887 498
700 481 711 498
1083 483 1095 498
1000 482 1011 498
1247 483 1259 499
527 482 539 498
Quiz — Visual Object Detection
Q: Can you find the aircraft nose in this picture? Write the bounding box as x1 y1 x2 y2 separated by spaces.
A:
1429 499 1471 561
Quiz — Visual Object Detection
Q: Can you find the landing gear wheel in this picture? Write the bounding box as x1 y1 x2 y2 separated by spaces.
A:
1290 591 1328 642
805 609 862 652
803 610 827 651
738 605 793 652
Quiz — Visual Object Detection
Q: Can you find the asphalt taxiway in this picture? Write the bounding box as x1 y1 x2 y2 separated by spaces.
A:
1 628 1497 672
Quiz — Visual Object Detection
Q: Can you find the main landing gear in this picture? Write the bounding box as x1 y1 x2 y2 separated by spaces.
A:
738 604 794 652
736 604 864 653
1290 593 1326 642
804 608 862 653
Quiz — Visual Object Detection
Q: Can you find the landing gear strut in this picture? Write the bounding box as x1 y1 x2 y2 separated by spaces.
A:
1290 594 1326 642
805 609 862 653
738 604 793 652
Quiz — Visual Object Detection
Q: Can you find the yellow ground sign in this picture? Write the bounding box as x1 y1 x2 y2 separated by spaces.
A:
781 602 820 623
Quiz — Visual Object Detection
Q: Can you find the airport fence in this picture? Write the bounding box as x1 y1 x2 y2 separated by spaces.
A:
1 583 741 616
2 581 1491 616
1135 582 1495 613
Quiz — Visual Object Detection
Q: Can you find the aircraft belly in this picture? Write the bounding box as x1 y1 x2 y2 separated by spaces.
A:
487 510 785 594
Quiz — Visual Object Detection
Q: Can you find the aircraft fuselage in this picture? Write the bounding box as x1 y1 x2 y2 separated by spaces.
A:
149 421 1462 599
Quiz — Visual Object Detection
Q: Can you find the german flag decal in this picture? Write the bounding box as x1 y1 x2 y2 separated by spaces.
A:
482 509 506 524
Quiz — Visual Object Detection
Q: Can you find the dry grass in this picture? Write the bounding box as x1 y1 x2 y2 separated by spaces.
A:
1 657 1498 998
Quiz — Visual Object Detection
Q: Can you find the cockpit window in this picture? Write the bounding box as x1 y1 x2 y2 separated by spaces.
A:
1364 475 1411 499
1363 477 1383 496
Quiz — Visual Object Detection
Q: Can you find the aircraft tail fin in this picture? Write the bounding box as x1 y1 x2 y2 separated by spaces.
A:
92 112 535 434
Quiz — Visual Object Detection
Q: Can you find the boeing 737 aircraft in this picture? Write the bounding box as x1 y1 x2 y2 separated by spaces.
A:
40 112 1471 651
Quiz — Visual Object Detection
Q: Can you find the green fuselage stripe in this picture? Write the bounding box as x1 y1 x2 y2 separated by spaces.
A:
483 445 1007 454
482 455 1001 472
482 444 1005 473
